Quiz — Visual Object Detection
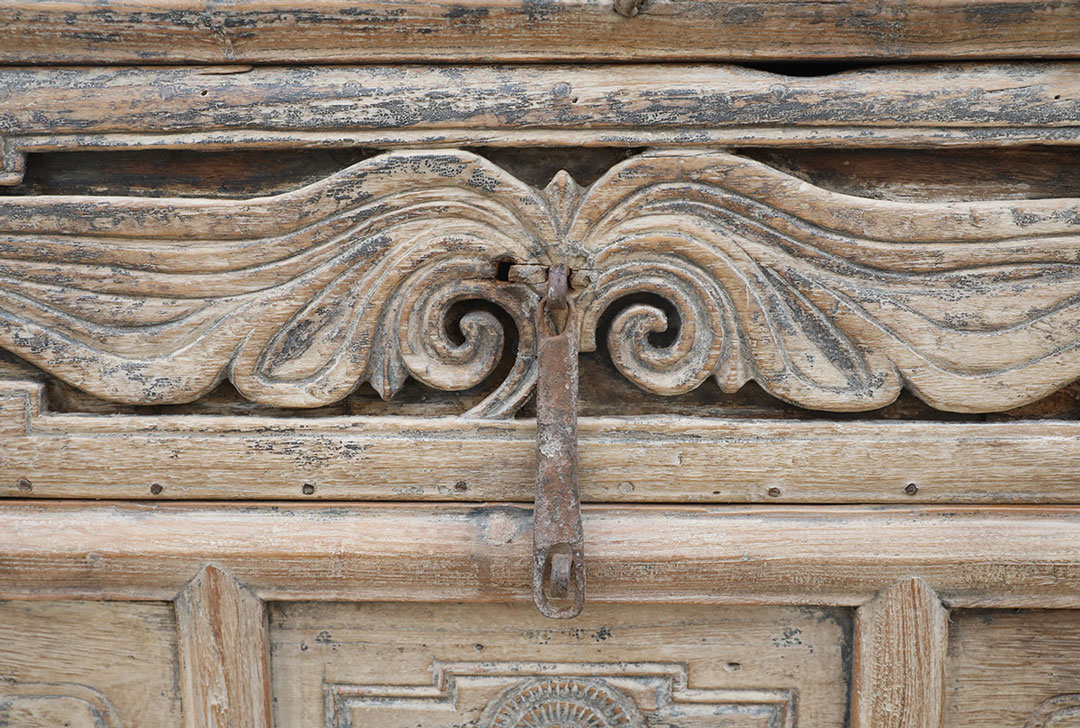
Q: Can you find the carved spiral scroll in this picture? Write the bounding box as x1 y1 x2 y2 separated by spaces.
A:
576 255 738 396
0 150 554 416
395 257 539 418
567 150 1080 413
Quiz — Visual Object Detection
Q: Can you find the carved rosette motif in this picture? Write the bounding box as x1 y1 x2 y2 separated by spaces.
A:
2 148 1080 416
480 677 646 728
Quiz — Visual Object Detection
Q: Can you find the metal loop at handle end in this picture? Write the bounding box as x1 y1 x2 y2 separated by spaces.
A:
533 545 586 619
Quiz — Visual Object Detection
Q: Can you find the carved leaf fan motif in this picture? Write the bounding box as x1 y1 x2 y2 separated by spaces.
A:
0 151 555 417
1 148 1080 417
570 150 1080 413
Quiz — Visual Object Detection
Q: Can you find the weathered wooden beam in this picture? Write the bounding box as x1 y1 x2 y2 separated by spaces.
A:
3 502 1080 607
4 382 1080 504
2 63 1079 185
0 1 1078 64
175 566 274 728
852 578 948 728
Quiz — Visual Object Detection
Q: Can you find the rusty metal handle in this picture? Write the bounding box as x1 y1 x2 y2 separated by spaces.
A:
533 264 586 619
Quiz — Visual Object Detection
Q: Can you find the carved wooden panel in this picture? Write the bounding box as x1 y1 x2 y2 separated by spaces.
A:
2 149 1080 419
268 602 849 727
326 664 797 727
946 609 1080 728
0 600 183 727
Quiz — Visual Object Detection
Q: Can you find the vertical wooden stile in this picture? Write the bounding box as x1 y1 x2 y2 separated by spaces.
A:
852 577 948 728
175 565 274 728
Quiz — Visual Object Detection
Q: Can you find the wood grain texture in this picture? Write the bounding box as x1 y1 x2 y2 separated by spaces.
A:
0 600 183 727
0 1 1078 64
3 148 1080 417
2 502 1080 608
2 63 1080 183
175 566 273 728
852 578 947 728
946 609 1080 728
6 379 1080 503
271 602 848 727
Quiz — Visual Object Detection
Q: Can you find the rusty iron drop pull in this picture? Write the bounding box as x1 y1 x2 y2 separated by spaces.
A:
533 263 586 619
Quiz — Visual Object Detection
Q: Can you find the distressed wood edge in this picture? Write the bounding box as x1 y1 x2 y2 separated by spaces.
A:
2 62 1080 186
175 565 273 728
851 578 948 728
0 0 1078 64
3 502 1080 608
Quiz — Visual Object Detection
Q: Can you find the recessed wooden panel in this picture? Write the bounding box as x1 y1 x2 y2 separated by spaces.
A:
268 602 851 727
0 600 183 728
946 609 1080 728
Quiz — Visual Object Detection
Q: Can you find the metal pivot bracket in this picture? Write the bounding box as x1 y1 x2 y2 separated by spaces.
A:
533 263 586 620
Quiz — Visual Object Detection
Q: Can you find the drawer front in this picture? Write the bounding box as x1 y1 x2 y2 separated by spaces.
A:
8 573 1080 727
271 603 849 727
3 504 1080 727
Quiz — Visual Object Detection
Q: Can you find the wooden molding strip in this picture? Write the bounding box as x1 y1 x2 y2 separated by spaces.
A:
1 1 1078 64
3 63 1079 183
175 566 273 728
2 502 1080 607
4 381 1080 504
852 578 948 728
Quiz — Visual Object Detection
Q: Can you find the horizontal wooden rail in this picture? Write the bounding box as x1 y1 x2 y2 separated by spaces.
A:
3 63 1079 183
4 382 1080 503
2 502 1079 607
1 1 1079 64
